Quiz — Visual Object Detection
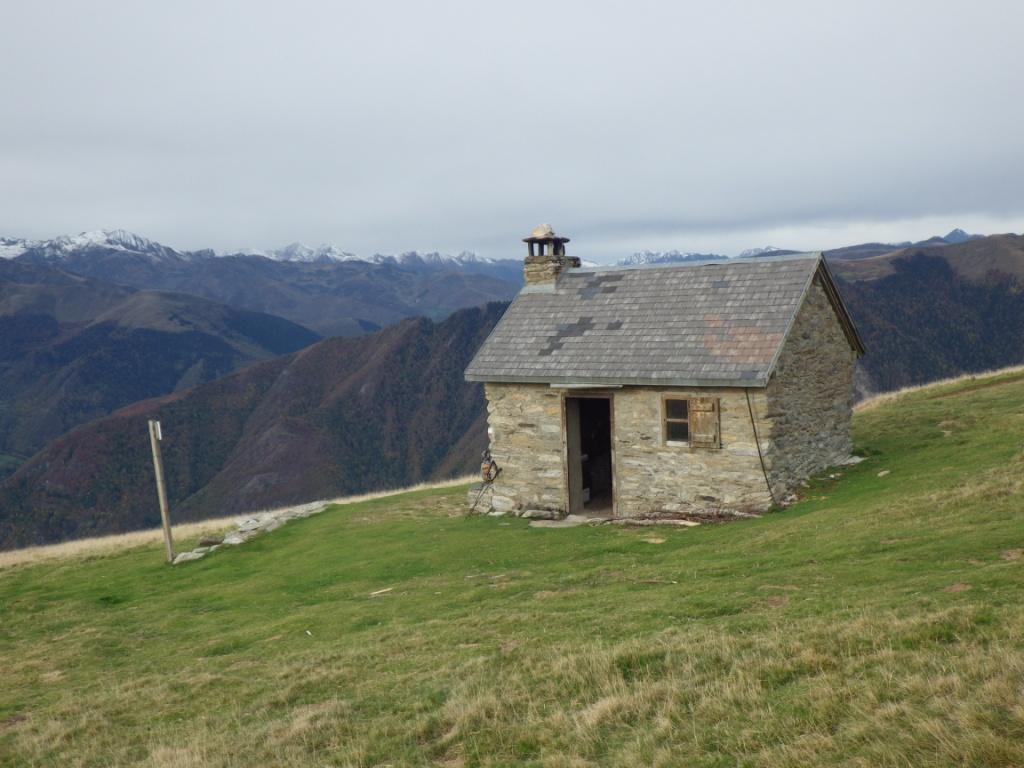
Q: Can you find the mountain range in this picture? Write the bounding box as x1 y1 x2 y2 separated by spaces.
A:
829 233 1024 393
2 229 511 269
5 229 523 337
822 228 984 261
616 250 727 265
613 229 985 266
1 226 1023 548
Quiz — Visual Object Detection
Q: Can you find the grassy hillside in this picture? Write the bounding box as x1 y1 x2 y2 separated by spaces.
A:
2 369 1024 766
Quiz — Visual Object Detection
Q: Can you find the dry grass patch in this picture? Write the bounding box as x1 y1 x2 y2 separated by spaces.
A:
855 364 1024 412
943 582 973 593
143 745 211 768
0 518 235 571
0 475 474 570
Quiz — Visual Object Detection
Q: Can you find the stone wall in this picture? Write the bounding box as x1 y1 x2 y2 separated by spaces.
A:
480 383 775 517
523 254 581 285
482 383 566 513
763 276 857 497
611 387 773 516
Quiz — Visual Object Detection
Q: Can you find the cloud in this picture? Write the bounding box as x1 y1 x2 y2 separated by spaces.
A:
1 0 1022 260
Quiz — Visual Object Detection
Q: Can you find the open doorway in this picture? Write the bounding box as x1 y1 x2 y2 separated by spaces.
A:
565 396 614 515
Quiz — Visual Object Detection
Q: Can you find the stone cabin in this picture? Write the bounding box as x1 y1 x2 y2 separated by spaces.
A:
464 225 866 519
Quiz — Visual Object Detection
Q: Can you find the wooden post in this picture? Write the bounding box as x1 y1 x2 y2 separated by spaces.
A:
148 419 174 563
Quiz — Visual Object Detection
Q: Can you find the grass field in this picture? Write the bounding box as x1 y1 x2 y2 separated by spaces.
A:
0 477 474 571
2 369 1024 767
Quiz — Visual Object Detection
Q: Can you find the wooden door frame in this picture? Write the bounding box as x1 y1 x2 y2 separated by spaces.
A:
560 391 617 517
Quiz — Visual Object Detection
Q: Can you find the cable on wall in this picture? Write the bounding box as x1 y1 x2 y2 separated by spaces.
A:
745 388 779 507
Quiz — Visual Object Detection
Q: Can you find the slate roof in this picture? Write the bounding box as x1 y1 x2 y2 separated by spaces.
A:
465 254 862 388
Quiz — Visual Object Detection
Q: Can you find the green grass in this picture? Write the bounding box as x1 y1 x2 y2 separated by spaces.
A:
3 370 1024 767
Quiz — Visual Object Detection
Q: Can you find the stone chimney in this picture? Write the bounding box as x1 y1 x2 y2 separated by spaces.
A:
522 224 580 285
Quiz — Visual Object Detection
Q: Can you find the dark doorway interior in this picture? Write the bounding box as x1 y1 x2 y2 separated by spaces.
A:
569 396 613 514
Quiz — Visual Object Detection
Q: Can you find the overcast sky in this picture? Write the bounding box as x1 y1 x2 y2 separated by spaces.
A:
2 1 1023 261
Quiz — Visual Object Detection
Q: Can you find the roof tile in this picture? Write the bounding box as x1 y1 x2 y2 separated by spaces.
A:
466 256 822 387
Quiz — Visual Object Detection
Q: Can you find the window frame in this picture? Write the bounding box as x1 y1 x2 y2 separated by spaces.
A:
661 395 690 445
662 395 722 449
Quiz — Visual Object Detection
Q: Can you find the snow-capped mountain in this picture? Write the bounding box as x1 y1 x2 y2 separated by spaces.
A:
5 230 516 271
218 243 503 267
617 250 727 266
0 237 36 260
51 229 166 254
371 250 498 267
238 242 360 263
738 246 789 259
9 229 190 263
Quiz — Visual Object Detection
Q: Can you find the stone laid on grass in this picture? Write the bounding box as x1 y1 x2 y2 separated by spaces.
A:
521 508 561 520
171 550 210 564
471 482 767 528
607 518 700 528
171 501 328 565
528 515 595 529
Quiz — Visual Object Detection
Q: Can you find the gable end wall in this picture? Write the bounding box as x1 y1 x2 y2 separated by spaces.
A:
763 276 857 497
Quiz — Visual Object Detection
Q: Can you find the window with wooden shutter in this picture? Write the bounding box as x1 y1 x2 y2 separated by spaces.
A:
688 397 721 449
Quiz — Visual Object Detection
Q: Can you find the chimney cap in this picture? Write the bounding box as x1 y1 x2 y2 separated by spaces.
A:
522 223 570 244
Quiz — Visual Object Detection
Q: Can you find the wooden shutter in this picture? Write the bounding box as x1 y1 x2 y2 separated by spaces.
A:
688 397 720 449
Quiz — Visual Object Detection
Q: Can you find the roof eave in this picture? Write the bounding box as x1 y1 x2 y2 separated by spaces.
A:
817 257 867 356
464 373 769 389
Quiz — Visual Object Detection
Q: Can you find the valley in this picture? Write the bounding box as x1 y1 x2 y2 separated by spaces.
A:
0 259 320 475
0 304 503 549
